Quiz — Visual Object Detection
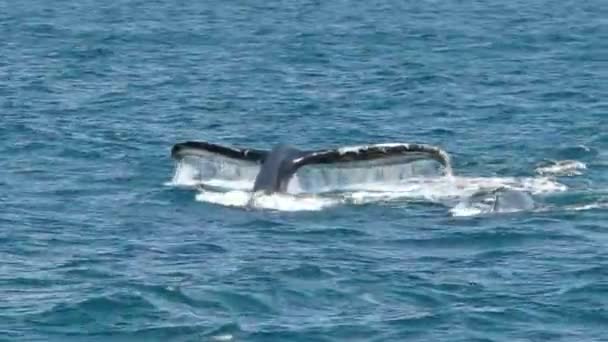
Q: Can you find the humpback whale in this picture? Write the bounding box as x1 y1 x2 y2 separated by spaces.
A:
454 187 536 215
171 141 452 194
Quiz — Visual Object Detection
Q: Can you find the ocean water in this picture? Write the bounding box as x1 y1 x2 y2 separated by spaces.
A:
2 0 607 341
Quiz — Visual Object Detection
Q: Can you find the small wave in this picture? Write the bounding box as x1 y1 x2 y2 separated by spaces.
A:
535 160 587 176
565 202 608 211
451 197 608 217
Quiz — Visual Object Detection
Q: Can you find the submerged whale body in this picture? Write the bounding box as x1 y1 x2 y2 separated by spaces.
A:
493 188 535 212
171 141 453 194
458 187 536 215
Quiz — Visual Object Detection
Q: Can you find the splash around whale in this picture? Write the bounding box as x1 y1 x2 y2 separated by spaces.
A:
169 141 560 214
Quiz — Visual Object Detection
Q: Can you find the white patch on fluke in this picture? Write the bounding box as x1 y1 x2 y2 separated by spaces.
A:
341 176 566 203
337 143 406 154
195 190 252 207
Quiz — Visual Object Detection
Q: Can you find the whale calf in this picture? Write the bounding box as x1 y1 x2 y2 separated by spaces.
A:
171 141 452 194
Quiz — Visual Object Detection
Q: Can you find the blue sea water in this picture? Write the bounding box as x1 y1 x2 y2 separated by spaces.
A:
2 0 608 341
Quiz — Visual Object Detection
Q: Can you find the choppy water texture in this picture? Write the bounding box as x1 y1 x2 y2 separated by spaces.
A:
2 0 608 341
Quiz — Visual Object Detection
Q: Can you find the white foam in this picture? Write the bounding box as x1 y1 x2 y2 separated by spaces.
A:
535 160 587 176
200 179 255 191
451 201 608 217
343 175 566 201
194 190 252 207
249 193 339 211
342 175 567 215
194 190 339 211
174 174 568 212
449 203 485 217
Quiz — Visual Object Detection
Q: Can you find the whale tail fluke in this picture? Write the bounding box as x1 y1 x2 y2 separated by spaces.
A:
170 141 452 193
292 143 451 174
286 143 452 193
170 141 267 190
